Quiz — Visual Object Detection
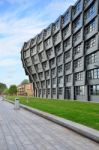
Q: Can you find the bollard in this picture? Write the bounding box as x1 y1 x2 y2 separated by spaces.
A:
14 98 20 110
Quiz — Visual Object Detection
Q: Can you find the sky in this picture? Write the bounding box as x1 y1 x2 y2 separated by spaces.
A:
0 0 76 87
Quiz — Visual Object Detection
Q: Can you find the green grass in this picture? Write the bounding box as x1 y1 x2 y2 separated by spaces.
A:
6 96 99 130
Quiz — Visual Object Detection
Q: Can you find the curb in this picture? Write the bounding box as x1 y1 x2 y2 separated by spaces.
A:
6 100 99 143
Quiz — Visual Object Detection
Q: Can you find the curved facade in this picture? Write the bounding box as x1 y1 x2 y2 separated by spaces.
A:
21 0 99 101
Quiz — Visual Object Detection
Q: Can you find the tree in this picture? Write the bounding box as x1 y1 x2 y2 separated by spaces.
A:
0 83 7 94
21 79 29 85
3 88 9 95
9 85 17 95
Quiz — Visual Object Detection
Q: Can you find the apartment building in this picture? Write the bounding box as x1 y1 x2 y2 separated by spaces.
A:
21 0 99 101
17 83 34 96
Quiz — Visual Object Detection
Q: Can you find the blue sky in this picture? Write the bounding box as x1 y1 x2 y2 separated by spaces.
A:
0 0 76 87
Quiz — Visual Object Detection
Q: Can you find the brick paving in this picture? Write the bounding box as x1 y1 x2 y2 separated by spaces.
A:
0 98 99 150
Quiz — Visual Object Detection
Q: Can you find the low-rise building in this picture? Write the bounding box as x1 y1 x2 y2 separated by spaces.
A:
17 83 34 96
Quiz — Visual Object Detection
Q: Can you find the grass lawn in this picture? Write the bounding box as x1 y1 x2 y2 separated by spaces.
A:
6 96 99 130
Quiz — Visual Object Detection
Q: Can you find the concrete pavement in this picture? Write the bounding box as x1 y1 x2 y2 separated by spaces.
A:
0 98 99 150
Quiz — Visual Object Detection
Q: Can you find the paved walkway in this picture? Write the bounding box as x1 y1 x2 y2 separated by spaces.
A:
0 99 99 150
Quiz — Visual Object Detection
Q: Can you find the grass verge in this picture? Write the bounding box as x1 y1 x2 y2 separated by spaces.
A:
6 96 99 130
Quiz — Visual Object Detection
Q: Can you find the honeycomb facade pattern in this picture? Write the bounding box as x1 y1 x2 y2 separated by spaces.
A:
21 0 99 101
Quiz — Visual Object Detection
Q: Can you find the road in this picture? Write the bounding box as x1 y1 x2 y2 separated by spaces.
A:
0 98 99 150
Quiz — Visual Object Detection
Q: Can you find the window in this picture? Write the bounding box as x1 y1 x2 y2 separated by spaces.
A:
84 4 95 21
39 51 45 61
45 38 51 47
41 81 45 87
55 43 61 55
87 69 99 79
90 85 99 95
85 19 96 35
75 72 83 81
26 58 30 65
39 89 42 95
37 33 42 41
39 72 43 80
86 52 97 65
73 30 81 43
30 46 36 55
74 43 82 55
44 27 51 37
53 32 60 44
65 50 71 59
57 54 63 63
64 37 71 50
74 58 82 68
47 48 53 58
58 65 63 74
33 74 37 81
45 71 49 78
62 10 69 25
50 58 55 67
73 1 81 16
42 61 47 70
24 42 28 49
51 68 56 76
58 88 63 95
65 74 71 82
58 77 63 85
73 15 81 30
37 42 42 51
53 20 59 32
63 25 69 38
46 80 50 86
24 50 28 57
75 86 85 95
52 78 56 86
65 62 71 70
52 88 56 95
85 36 96 50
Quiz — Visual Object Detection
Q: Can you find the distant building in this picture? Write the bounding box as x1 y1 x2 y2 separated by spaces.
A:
21 0 99 101
17 83 34 96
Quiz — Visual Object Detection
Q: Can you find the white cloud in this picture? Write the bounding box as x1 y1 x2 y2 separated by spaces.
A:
0 58 20 66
